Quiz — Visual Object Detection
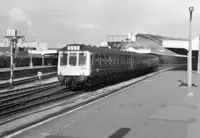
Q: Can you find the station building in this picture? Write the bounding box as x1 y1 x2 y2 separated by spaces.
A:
0 37 58 56
106 33 200 58
135 33 200 58
0 35 58 67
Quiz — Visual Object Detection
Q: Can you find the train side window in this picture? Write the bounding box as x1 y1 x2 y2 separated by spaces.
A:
117 57 119 64
104 55 106 65
78 53 87 66
111 56 114 64
139 56 141 63
135 56 137 63
106 55 109 64
112 56 115 64
95 55 99 65
60 53 68 66
101 55 104 65
109 56 112 64
104 55 106 64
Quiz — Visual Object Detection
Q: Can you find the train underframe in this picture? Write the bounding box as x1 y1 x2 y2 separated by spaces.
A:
58 66 157 90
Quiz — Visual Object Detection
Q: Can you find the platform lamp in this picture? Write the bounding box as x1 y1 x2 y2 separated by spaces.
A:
187 6 194 88
4 30 24 89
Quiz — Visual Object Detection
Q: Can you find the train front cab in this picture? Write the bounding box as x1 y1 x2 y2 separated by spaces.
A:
57 50 91 88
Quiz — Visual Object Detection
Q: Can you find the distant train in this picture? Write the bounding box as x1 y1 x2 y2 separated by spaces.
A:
0 54 58 68
57 44 159 89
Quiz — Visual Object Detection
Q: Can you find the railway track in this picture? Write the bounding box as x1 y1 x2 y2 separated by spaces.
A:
0 82 77 118
0 72 57 90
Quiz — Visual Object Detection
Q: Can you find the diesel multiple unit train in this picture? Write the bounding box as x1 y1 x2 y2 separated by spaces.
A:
57 44 159 89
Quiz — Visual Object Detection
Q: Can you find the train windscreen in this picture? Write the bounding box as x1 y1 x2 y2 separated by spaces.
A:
69 53 77 66
60 53 68 66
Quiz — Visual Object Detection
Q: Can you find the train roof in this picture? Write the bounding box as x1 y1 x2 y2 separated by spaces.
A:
60 44 152 56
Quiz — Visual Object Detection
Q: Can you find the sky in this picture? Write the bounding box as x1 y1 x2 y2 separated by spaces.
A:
0 0 200 48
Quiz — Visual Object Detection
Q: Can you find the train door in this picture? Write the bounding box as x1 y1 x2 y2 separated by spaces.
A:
89 53 93 75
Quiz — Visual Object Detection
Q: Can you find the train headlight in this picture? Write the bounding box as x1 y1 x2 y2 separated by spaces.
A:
57 73 64 82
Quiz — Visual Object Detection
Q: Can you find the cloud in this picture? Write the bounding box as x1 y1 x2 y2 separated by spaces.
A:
27 20 32 26
53 18 74 27
64 19 74 26
7 8 32 36
8 8 32 26
53 18 101 30
77 23 101 29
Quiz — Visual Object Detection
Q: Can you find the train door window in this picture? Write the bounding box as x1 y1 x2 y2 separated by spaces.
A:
78 53 87 66
90 54 93 65
95 54 99 65
69 53 77 66
60 53 68 66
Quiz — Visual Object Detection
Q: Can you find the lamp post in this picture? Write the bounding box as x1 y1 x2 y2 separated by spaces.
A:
198 35 200 74
188 7 194 87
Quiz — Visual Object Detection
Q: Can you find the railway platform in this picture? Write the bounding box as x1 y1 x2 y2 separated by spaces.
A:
2 68 200 138
0 65 57 80
0 65 56 72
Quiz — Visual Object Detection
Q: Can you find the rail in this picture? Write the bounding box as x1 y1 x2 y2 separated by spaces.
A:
0 72 57 90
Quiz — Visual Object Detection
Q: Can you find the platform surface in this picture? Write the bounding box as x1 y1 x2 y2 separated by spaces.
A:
6 70 200 138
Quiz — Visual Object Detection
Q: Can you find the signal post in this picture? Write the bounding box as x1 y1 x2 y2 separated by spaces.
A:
4 30 24 88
